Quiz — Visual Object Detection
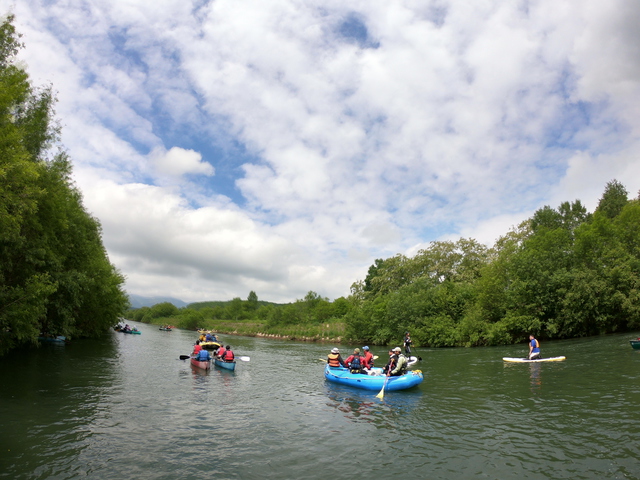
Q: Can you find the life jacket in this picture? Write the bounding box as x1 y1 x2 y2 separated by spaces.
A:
349 354 362 373
222 350 234 362
198 350 210 361
394 354 408 375
327 353 341 367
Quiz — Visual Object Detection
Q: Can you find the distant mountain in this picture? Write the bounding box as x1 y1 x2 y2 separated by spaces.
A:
128 294 189 309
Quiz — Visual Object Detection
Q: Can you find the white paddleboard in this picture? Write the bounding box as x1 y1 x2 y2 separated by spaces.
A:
503 356 566 363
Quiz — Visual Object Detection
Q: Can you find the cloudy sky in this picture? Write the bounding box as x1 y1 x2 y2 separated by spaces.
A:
4 0 640 303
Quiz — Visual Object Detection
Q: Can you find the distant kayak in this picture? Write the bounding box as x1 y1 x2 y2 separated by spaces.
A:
503 356 566 363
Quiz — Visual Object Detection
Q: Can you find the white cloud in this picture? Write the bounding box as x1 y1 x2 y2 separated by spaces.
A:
4 0 640 303
150 147 215 178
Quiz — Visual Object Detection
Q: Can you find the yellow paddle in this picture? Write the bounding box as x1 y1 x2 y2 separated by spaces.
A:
376 375 389 400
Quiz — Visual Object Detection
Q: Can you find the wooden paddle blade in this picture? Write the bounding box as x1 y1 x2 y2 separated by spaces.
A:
318 358 328 362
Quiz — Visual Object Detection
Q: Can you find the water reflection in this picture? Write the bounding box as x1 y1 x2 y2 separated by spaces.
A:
323 382 423 424
529 362 542 393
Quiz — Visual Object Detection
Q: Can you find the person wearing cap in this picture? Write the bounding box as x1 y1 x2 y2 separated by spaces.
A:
344 348 365 374
404 332 412 355
388 347 408 376
362 346 374 370
327 347 346 368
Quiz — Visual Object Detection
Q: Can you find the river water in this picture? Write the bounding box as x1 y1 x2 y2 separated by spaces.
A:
1 323 639 480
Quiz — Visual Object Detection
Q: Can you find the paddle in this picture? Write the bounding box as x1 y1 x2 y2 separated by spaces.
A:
376 375 389 400
179 355 191 360
238 356 250 362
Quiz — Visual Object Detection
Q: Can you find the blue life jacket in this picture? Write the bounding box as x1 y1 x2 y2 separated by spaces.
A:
198 350 210 361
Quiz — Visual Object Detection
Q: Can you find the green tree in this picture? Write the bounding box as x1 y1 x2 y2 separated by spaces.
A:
596 179 628 219
246 290 258 310
0 16 127 354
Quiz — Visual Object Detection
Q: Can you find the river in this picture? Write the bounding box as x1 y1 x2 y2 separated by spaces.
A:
1 323 639 479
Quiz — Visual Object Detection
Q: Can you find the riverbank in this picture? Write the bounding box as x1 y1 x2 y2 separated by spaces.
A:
132 317 346 343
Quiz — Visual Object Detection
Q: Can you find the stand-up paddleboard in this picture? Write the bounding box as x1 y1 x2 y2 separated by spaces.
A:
503 356 566 363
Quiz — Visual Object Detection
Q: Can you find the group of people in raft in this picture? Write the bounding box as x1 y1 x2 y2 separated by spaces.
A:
327 331 414 376
191 333 235 363
327 345 410 376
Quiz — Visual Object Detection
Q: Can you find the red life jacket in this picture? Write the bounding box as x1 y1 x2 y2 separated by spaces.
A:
222 350 234 361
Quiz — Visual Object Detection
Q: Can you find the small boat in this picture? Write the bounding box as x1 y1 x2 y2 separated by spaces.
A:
201 341 222 351
159 327 173 331
214 358 236 371
122 329 141 335
190 357 211 370
503 356 566 363
38 335 67 343
324 364 423 392
630 339 640 350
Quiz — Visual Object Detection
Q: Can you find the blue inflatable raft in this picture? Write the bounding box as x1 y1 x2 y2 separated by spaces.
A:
324 364 423 391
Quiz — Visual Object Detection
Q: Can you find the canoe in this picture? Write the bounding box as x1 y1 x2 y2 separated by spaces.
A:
503 356 566 363
214 358 236 371
324 364 423 392
159 327 172 331
190 357 211 370
122 330 141 335
630 340 640 350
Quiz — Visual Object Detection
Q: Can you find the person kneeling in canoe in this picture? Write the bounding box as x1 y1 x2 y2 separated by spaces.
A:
345 348 366 374
327 348 346 368
388 347 408 376
219 345 235 362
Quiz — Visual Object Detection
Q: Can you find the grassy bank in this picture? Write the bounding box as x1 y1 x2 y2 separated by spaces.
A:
136 316 346 343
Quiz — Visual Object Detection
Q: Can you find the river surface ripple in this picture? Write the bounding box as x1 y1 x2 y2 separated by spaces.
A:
1 324 639 479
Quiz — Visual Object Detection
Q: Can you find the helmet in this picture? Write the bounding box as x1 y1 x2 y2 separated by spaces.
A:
363 346 369 351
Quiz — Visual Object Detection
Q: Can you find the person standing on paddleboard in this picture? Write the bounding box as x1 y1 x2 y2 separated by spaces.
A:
529 335 541 360
404 332 412 355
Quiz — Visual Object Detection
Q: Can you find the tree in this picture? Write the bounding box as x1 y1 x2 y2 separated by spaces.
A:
596 179 628 219
246 290 258 311
0 16 128 354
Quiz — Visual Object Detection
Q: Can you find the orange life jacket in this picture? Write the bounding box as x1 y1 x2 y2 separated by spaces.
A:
327 353 341 367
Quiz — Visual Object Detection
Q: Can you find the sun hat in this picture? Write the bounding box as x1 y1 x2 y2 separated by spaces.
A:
354 348 360 353
363 346 369 350
331 348 339 353
393 347 401 353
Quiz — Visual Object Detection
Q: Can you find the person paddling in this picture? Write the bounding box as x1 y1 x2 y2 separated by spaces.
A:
388 347 408 376
404 332 412 355
220 345 235 362
528 335 541 360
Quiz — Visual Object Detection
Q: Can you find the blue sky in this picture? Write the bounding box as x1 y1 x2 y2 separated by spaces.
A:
4 0 640 303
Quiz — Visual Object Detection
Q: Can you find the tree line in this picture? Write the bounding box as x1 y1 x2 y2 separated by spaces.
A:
345 180 640 347
0 16 128 355
126 290 351 334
